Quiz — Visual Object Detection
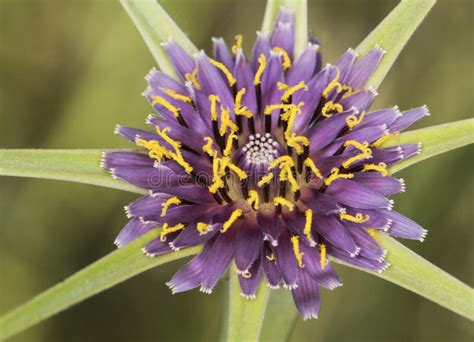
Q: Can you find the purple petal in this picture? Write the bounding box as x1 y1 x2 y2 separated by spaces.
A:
102 151 153 169
336 48 358 83
234 51 257 114
300 243 342 290
212 37 234 71
271 20 295 60
235 216 264 272
146 68 187 94
314 215 359 256
251 31 271 72
257 206 281 246
339 88 377 113
239 256 263 299
346 46 385 88
286 43 320 85
355 106 402 130
114 217 157 247
291 269 320 320
352 172 405 196
274 229 298 288
152 184 215 204
384 210 427 241
344 223 386 262
143 236 174 257
262 246 281 288
326 178 393 210
389 106 429 132
162 38 196 81
170 223 220 251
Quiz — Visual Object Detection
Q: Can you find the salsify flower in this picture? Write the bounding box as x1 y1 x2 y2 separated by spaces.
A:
103 8 428 319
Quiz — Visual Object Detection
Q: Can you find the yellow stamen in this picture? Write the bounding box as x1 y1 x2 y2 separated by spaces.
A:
253 54 267 85
209 94 221 121
286 134 309 155
341 84 354 98
160 223 185 241
340 212 370 223
280 166 300 192
277 81 308 101
136 138 167 161
202 136 218 157
226 161 248 180
322 68 342 97
221 209 243 233
185 68 201 90
319 243 327 268
197 222 212 235
273 197 295 211
161 196 181 217
324 168 354 186
342 140 372 169
272 47 292 70
219 106 238 136
163 89 192 103
264 103 295 116
246 190 260 210
155 126 193 174
234 88 253 118
231 34 243 54
209 58 237 86
291 236 304 268
321 101 343 117
257 173 274 187
269 155 294 170
372 132 398 147
151 96 180 118
303 158 323 179
345 111 366 130
223 132 237 157
266 253 275 261
362 162 388 176
304 209 314 243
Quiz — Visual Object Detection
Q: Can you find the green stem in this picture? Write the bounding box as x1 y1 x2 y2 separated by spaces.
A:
260 289 297 342
0 149 145 194
0 230 202 341
356 0 437 89
224 263 271 342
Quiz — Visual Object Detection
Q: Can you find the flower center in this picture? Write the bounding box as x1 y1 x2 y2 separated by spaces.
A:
242 133 280 165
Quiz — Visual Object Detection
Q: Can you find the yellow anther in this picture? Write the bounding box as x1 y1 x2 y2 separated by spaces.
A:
209 58 237 86
185 68 201 90
227 162 248 180
286 134 309 155
304 209 314 243
341 84 354 98
321 101 344 117
223 132 237 157
277 81 308 101
257 173 274 187
197 222 212 235
208 178 224 193
342 141 372 169
161 196 181 217
264 103 295 116
344 140 370 152
208 157 225 193
372 133 398 147
340 212 370 223
209 94 221 121
280 166 300 192
246 190 260 210
219 106 238 136
303 158 323 180
272 47 292 70
266 253 276 261
322 68 342 97
155 126 193 174
221 209 243 233
151 96 181 118
362 162 388 176
234 88 253 118
319 243 327 268
136 138 166 161
324 168 354 186
291 236 305 268
231 34 243 54
160 223 185 241
273 197 295 211
269 155 295 170
345 111 366 130
253 54 267 85
367 228 378 238
163 89 192 103
202 136 218 157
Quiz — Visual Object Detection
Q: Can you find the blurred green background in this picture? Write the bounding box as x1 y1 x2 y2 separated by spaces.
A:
0 0 472 341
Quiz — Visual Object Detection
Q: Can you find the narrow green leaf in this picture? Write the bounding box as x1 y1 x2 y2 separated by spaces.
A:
0 229 202 340
223 263 271 342
261 0 308 57
0 149 145 195
356 0 436 88
333 234 474 320
120 0 198 78
385 118 474 174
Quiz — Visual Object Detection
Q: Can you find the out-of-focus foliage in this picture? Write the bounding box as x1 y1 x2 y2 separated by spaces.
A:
0 1 472 341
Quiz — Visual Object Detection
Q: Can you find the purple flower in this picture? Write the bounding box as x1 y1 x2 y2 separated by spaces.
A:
103 8 428 320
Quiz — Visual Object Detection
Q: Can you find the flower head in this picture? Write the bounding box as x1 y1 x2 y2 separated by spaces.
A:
103 8 428 319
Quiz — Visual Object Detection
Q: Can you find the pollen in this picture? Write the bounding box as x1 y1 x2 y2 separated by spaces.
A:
319 243 327 268
362 162 388 176
345 111 366 130
221 209 243 233
277 81 308 101
304 158 323 179
197 222 212 235
161 196 182 217
231 34 243 54
272 47 292 70
304 209 314 243
208 94 221 121
246 190 260 210
322 67 342 97
339 212 370 223
273 196 295 211
324 168 354 186
160 223 185 241
184 68 201 90
209 58 237 86
291 236 305 268
321 101 343 117
257 172 274 187
163 89 192 103
151 95 181 118
253 54 267 85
